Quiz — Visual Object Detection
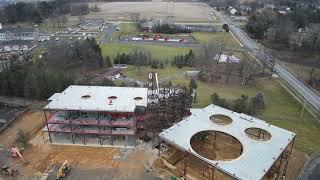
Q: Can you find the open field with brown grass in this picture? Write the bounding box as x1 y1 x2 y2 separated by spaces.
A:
69 2 213 23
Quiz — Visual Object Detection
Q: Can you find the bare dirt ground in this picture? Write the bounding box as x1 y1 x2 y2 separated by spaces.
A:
287 149 309 180
190 131 242 160
3 129 159 179
0 110 44 148
69 2 212 23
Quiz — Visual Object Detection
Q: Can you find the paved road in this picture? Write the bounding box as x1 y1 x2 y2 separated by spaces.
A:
299 154 320 180
212 9 320 113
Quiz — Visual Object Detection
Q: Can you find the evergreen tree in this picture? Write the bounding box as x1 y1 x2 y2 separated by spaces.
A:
189 79 198 89
233 94 249 113
105 56 112 67
193 90 197 103
24 73 38 99
211 93 229 108
100 79 115 86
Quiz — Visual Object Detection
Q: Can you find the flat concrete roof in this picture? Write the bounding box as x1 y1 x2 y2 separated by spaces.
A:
159 105 295 180
44 85 147 112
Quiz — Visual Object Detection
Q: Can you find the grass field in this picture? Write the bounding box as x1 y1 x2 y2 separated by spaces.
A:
112 23 139 40
191 32 241 48
70 2 212 22
122 65 192 82
101 43 191 60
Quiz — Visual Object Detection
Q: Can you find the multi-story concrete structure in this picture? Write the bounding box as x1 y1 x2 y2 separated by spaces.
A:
43 85 147 147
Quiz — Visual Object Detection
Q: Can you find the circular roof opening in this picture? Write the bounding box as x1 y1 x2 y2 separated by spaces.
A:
190 131 243 161
210 114 232 125
81 95 91 99
108 96 117 100
134 97 143 101
245 128 271 141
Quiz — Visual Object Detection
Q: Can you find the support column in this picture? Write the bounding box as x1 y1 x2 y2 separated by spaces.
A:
282 137 295 179
44 109 52 143
98 112 102 146
212 167 215 180
70 111 75 144
213 132 217 150
183 153 187 180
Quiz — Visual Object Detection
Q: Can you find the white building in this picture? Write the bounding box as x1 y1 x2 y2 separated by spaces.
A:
78 19 105 31
229 7 238 15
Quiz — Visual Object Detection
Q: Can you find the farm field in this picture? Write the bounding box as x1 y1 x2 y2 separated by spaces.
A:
69 2 213 23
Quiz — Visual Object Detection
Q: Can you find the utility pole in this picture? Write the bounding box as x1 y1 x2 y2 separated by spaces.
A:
300 98 306 121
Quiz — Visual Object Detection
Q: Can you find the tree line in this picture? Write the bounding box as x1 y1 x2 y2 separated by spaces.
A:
0 62 74 99
151 23 192 34
211 92 266 116
44 38 104 70
0 38 104 100
246 5 320 51
0 0 91 24
112 49 195 70
171 50 195 68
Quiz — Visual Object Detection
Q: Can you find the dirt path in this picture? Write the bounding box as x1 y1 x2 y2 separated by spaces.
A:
0 109 44 148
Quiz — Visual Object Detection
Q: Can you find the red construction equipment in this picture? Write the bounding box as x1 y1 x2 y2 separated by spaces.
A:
11 147 28 165
154 35 162 40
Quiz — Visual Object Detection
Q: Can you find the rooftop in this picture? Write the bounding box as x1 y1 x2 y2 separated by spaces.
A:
44 85 148 112
159 105 295 180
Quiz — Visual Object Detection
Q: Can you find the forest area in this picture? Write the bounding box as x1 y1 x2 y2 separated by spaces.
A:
0 0 96 24
0 38 107 100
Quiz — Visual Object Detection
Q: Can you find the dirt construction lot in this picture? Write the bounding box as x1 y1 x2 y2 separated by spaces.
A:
0 109 44 148
69 2 213 22
3 132 160 180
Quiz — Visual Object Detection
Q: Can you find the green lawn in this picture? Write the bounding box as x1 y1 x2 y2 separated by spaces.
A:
101 43 191 61
112 23 139 40
122 65 192 82
191 32 241 48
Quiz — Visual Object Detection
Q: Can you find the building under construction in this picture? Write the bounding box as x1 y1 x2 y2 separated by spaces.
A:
42 72 192 147
42 86 148 147
158 105 295 180
145 71 192 142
